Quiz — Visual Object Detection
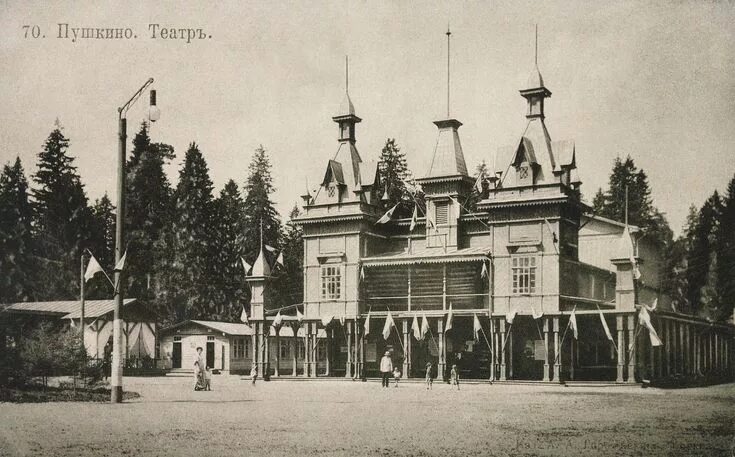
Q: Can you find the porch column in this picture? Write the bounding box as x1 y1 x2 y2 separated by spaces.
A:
264 322 271 378
500 318 507 381
489 317 496 381
305 323 312 377
626 314 636 383
442 265 447 310
695 327 701 375
649 324 655 382
543 317 550 382
402 318 411 378
291 324 298 376
684 323 690 376
715 332 720 373
251 329 257 374
553 317 561 382
616 315 624 383
257 322 266 379
679 321 686 376
345 321 353 378
407 267 412 312
570 335 575 381
325 327 332 376
438 318 445 381
274 325 280 377
664 319 671 377
359 319 366 380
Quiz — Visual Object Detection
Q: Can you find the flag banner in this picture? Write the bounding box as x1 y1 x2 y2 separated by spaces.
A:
445 304 454 332
114 250 127 272
481 261 488 279
505 309 517 324
339 315 346 326
70 318 76 328
360 265 365 282
648 298 658 312
276 252 284 267
240 306 249 324
241 257 251 274
296 309 304 323
473 314 482 342
321 315 333 327
531 306 543 320
383 312 395 340
570 310 579 340
597 307 614 342
426 208 436 229
450 197 461 219
631 257 642 280
411 315 421 340
638 306 663 347
265 245 277 252
473 171 485 193
409 205 418 232
272 311 283 328
376 204 398 224
364 312 371 336
420 313 429 340
84 254 104 282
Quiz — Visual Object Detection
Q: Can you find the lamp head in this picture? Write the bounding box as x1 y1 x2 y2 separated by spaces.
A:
148 90 160 122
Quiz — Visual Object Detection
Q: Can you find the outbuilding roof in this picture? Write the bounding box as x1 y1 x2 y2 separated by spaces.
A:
3 299 137 319
362 246 490 267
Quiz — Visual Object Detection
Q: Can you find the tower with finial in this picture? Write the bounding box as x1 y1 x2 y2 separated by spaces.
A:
333 56 361 143
519 25 552 119
416 26 474 250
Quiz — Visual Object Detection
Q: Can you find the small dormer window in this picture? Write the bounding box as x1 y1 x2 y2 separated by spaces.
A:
519 166 529 179
518 161 532 185
327 185 336 197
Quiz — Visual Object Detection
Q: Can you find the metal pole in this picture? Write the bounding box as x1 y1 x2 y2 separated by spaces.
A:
111 116 126 403
80 254 85 336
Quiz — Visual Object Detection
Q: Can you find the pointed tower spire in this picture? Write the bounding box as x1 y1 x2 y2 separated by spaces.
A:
250 218 271 277
333 55 362 143
446 24 451 118
520 24 551 119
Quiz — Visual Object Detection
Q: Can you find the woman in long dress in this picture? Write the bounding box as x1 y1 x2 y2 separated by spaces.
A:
194 347 206 391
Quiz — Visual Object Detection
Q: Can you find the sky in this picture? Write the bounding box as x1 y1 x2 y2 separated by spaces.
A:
1 0 734 234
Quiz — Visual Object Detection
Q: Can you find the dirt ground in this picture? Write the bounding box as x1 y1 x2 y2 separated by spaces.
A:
0 376 733 457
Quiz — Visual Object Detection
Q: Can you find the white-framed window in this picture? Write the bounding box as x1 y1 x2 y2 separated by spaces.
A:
233 338 244 359
321 265 342 300
512 256 537 294
279 340 290 358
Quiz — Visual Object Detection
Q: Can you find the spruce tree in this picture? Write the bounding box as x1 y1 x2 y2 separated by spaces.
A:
210 179 249 320
242 146 281 260
271 205 304 309
86 194 116 299
155 142 216 322
32 125 92 300
715 174 735 320
125 122 174 305
686 192 723 317
0 157 35 302
378 138 413 217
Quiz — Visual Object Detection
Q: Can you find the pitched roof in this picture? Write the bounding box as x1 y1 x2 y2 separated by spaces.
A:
362 246 490 267
425 119 468 178
160 320 254 336
4 299 137 318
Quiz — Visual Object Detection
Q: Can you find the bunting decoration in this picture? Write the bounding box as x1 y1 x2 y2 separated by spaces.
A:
420 313 429 340
296 309 304 323
376 204 399 224
473 170 485 193
480 261 488 279
638 306 663 347
505 309 517 325
531 305 543 320
569 309 579 340
445 304 454 332
597 306 614 343
241 257 252 275
321 315 333 327
113 250 127 272
411 315 421 340
360 265 365 282
339 315 346 326
473 314 482 342
409 205 418 232
265 245 277 253
383 312 395 340
272 311 283 328
450 197 461 219
364 312 371 336
275 251 284 267
84 254 104 282
240 306 249 324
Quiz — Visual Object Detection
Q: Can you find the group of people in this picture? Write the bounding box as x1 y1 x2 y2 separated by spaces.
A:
193 346 212 391
379 351 460 390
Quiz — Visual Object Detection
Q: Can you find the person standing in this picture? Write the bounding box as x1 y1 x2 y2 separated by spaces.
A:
250 364 258 386
379 351 393 388
194 347 206 391
450 364 460 391
425 362 433 390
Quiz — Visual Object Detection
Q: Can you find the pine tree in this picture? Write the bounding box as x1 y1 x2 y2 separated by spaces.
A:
209 180 249 320
271 205 304 309
155 142 216 322
687 192 723 317
242 146 281 260
378 138 413 217
0 157 35 302
125 123 175 305
715 174 735 320
669 205 699 313
591 188 606 214
32 125 92 300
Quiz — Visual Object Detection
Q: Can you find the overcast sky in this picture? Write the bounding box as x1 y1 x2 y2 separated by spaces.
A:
1 1 733 234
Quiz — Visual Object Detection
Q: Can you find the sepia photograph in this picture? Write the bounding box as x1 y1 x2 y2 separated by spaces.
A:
0 1 734 456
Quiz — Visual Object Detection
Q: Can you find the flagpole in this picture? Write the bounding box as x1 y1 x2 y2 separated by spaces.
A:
80 253 85 338
553 306 577 365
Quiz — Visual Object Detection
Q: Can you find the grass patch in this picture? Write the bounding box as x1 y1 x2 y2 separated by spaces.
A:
0 385 140 403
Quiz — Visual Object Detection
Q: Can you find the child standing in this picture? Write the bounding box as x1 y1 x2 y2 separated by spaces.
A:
204 365 212 391
250 364 258 386
425 362 433 390
392 367 401 387
450 364 460 390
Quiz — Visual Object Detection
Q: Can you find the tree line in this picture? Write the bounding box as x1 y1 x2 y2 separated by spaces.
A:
1 125 732 324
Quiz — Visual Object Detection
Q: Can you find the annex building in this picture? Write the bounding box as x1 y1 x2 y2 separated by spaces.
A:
244 38 735 385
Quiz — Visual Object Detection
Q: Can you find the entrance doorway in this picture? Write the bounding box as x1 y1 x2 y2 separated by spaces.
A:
206 340 215 369
445 316 491 380
509 316 545 380
172 340 182 369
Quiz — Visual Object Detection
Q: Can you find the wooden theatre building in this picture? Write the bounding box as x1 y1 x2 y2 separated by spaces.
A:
245 42 735 385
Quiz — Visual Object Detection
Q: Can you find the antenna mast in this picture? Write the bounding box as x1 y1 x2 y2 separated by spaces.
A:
446 25 451 118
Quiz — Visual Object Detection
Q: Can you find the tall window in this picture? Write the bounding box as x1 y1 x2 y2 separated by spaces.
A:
233 338 244 359
512 256 537 294
279 340 290 358
435 201 449 225
297 340 306 359
321 265 342 300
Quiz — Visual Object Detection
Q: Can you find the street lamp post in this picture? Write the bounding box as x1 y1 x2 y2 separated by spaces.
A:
112 78 160 403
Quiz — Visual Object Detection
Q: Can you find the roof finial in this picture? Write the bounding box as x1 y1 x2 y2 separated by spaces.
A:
345 55 349 94
446 24 452 118
534 24 538 67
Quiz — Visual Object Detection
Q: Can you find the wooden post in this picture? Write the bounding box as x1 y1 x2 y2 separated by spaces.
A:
292 324 298 376
407 267 412 312
274 325 280 377
438 318 445 381
543 317 550 382
570 335 575 381
626 314 635 382
442 265 447 310
251 330 257 375
553 317 561 382
305 323 312 377
489 317 495 381
345 321 353 378
616 315 624 383
500 318 507 381
403 318 411 378
264 322 270 379
679 321 685 376
325 327 332 376
359 319 366 380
